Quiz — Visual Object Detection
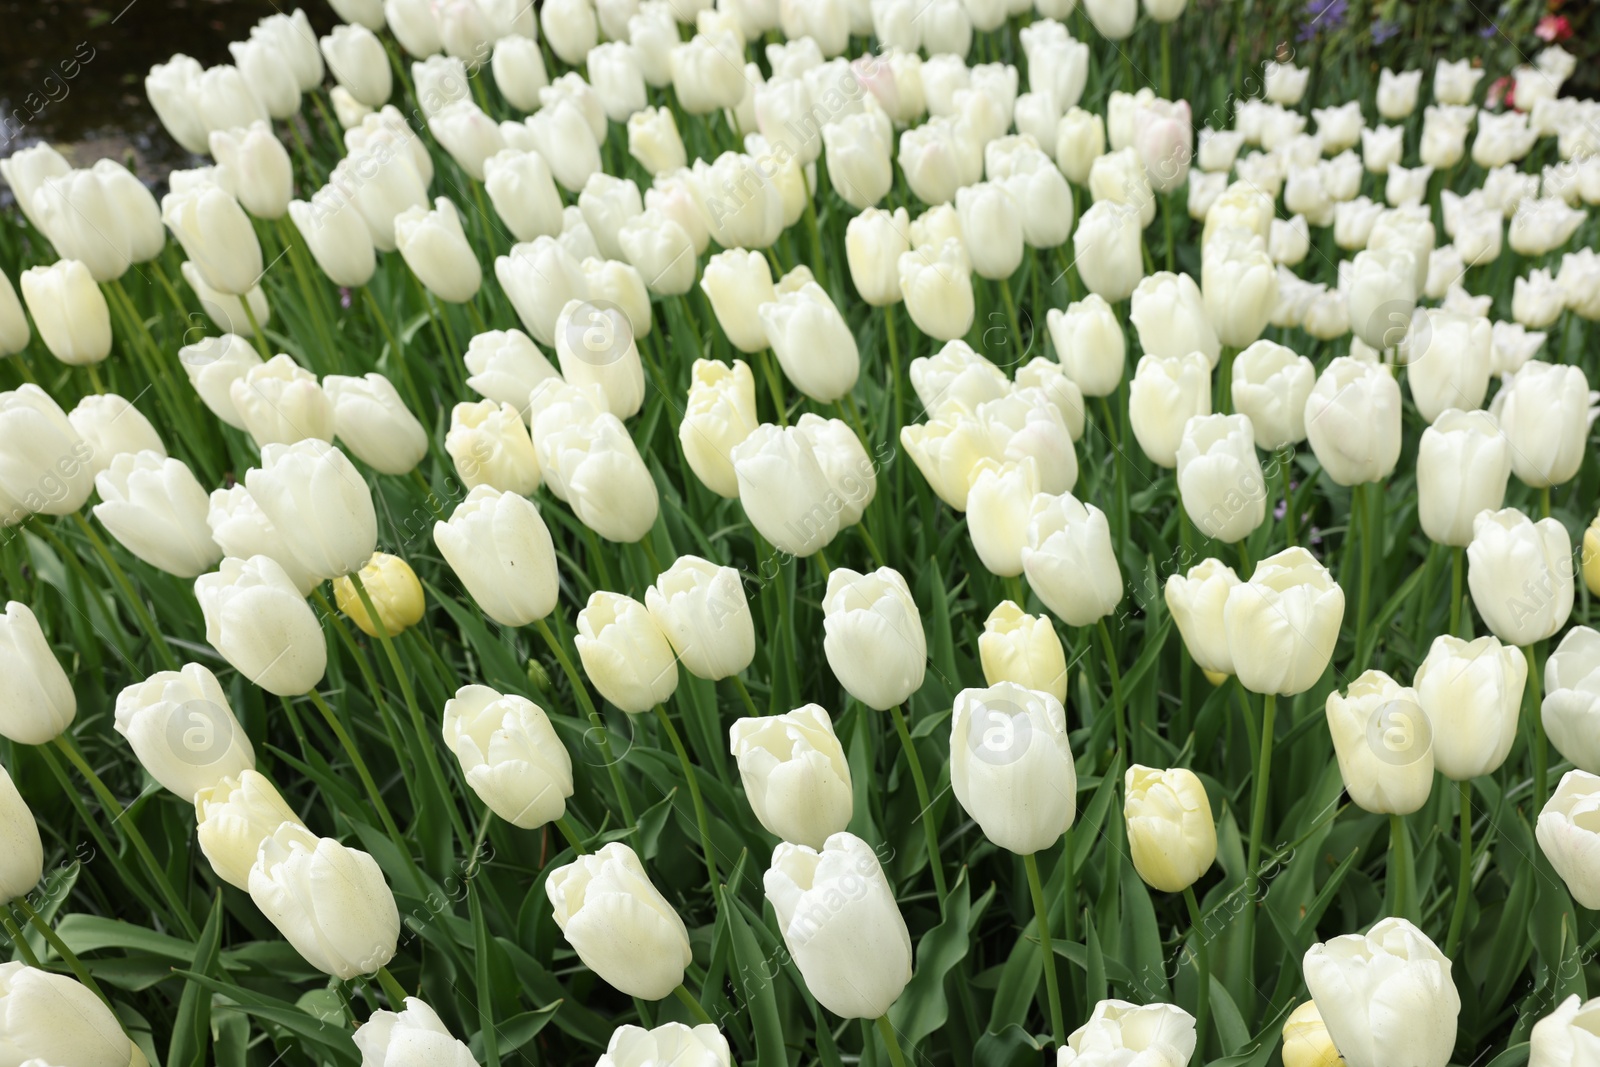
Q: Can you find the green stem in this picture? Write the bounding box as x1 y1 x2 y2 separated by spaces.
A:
304 689 407 855
1389 813 1411 922
1540 484 1552 520
803 192 828 293
1023 852 1065 1048
1183 886 1211 1060
875 1015 908 1067
362 286 426 415
1356 482 1375 665
653 704 719 885
1216 346 1235 415
1279 447 1295 547
758 348 788 426
999 275 1024 359
889 702 949 908
376 965 408 1007
12 896 107 1005
533 617 638 835
1445 780 1472 958
1449 546 1463 637
85 363 106 394
2 907 43 968
1527 643 1546 808
1095 618 1126 759
673 983 716 1025
730 674 762 719
70 513 179 671
1160 22 1172 98
1246 693 1276 891
554 815 587 854
238 291 273 359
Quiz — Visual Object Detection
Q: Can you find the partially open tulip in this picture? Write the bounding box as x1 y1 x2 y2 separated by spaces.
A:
447 400 542 496
68 394 163 477
821 567 925 710
530 381 659 543
205 487 318 597
195 770 304 889
1165 559 1241 677
1059 1000 1197 1067
250 824 399 979
978 601 1068 704
646 555 755 681
320 373 427 477
1230 340 1313 449
597 1022 731 1067
547 842 693 999
1544 627 1600 776
951 682 1076 855
1530 995 1600 1067
0 963 140 1067
1176 413 1265 544
1467 508 1573 648
229 354 334 448
1264 61 1308 105
434 486 559 628
195 556 327 696
1538 771 1600 908
1124 765 1216 892
577 591 679 713
114 662 254 801
730 704 853 849
1303 357 1402 486
1023 491 1122 628
1129 352 1211 469
1326 670 1435 814
1224 547 1345 696
18 260 112 366
442 684 573 829
1490 361 1592 489
1416 410 1511 547
765 832 912 1018
246 440 377 582
354 997 477 1067
1131 272 1219 365
92 452 219 579
1303 918 1460 1067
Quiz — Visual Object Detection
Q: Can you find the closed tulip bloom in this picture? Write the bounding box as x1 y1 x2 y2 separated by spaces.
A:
679 359 758 498
1412 633 1526 781
758 283 860 404
1224 547 1344 696
92 453 219 579
1374 67 1422 120
1281 1001 1344 1067
1230 341 1313 449
627 107 687 176
1058 1000 1198 1067
820 567 925 710
1127 353 1210 469
841 206 908 307
1303 357 1402 486
0 385 96 517
1165 558 1240 676
894 240 974 341
1467 508 1573 648
19 260 112 366
487 34 546 109
967 458 1040 577
319 24 391 111
30 169 131 282
482 151 563 244
1016 359 1087 441
646 555 755 681
355 997 477 1067
823 111 893 211
953 181 1024 280
547 841 691 998
433 486 558 627
1123 765 1216 892
1202 232 1277 348
0 764 41 901
195 556 327 696
1055 107 1107 186
1491 361 1592 489
615 211 694 297
1074 201 1144 302
209 123 292 221
765 832 911 1018
447 399 541 496
1326 668 1435 813
951 681 1076 855
0 142 72 234
542 407 660 544
1529 995 1600 1067
114 662 253 800
1261 60 1308 106
394 198 482 304
442 684 573 829
0 963 139 1067
577 592 679 713
1544 627 1600 775
245 440 377 583
183 259 273 340
205 487 320 596
497 238 589 349
1047 294 1125 398
1088 147 1156 227
321 373 428 476
329 0 385 27
1023 492 1122 627
979 600 1068 702
288 188 377 289
178 335 259 431
1539 771 1600 908
162 184 262 296
195 771 304 887
1303 918 1459 1067
1131 272 1219 365
1416 410 1510 547
0 601 75 744
1513 270 1564 329
898 119 981 206
331 86 373 129
331 552 425 638
730 705 852 848
1402 310 1491 424
578 174 643 264
0 271 27 357
700 249 775 354
540 0 598 65
1177 414 1265 543
1082 0 1134 37
554 299 645 419
250 824 398 979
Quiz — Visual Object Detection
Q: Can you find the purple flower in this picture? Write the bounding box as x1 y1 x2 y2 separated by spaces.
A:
1479 23 1497 37
1298 0 1348 40
1371 17 1400 43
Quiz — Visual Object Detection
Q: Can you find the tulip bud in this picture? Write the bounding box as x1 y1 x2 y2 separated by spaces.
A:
680 359 758 498
0 764 42 902
114 662 254 801
1281 1001 1344 1067
1543 627 1600 778
441 684 573 829
288 188 377 289
547 842 693 999
1022 491 1122 627
1224 547 1344 696
433 486 559 628
952 681 1076 855
355 997 477 1067
0 385 96 518
0 271 27 357
1490 361 1592 489
1416 410 1511 548
18 260 112 367
332 552 425 639
246 440 377 582
700 249 776 354
899 118 981 205
824 111 894 211
1088 147 1155 227
1413 633 1527 783
1165 558 1240 677
1123 765 1216 892
1325 670 1434 814
30 169 133 283
447 399 542 496
250 823 399 979
541 0 599 65
644 555 754 680
195 556 328 696
231 354 336 450
162 183 263 296
730 423 842 556
626 107 687 177
321 373 427 477
0 963 138 1067
486 33 545 109
0 142 72 233
1059 999 1197 1066
765 831 911 1018
92 452 219 579
974 601 1066 702
1201 231 1277 348
1303 918 1459 1067
1529 994 1600 1067
1046 293 1124 398
1303 357 1402 486
577 591 679 713
1074 201 1144 302
817 567 922 710
953 181 1024 280
1467 508 1573 648
460 330 555 417
194 770 304 890
1537 771 1600 909
759 282 860 403
1127 353 1210 469
481 151 562 245
1055 106 1106 185
730 704 852 849
0 601 75 744
209 122 293 221
394 197 483 305
898 239 976 341
177 335 259 432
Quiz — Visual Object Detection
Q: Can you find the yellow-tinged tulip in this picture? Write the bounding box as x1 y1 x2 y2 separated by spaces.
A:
333 553 425 638
1282 1001 1346 1067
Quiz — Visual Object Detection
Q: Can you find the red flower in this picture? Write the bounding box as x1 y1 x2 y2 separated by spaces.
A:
1535 14 1573 41
1486 75 1513 110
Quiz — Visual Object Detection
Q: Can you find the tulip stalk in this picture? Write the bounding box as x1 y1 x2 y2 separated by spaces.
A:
1095 619 1127 760
889 702 950 907
1245 693 1277 893
652 704 719 885
1 908 42 968
553 815 587 855
1449 547 1464 636
533 617 639 835
672 983 716 1026
1444 781 1473 957
1181 886 1210 1061
1022 852 1065 1047
238 295 273 360
376 964 408 1009
874 1015 909 1067
730 675 761 719
1526 643 1547 807
12 895 107 1006
303 689 410 858
1388 814 1413 923
67 514 180 672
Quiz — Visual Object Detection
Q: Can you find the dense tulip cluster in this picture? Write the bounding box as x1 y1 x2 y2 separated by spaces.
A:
0 0 1596 1065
